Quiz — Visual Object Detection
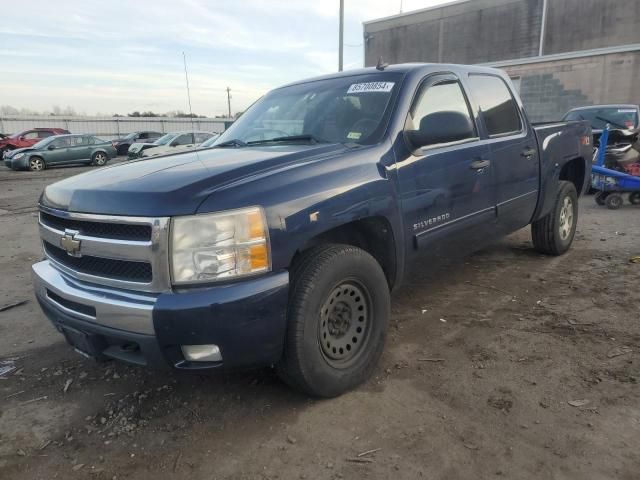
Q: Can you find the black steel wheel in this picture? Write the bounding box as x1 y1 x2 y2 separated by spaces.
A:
277 244 389 397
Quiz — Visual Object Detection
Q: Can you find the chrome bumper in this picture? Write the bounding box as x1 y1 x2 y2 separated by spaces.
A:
32 260 157 335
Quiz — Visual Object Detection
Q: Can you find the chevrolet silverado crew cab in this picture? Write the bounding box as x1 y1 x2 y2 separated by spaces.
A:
33 64 591 397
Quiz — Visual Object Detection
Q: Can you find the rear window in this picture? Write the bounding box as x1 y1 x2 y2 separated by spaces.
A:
563 107 638 130
467 75 522 136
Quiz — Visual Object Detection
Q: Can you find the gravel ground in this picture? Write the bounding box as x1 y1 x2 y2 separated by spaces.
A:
0 161 639 479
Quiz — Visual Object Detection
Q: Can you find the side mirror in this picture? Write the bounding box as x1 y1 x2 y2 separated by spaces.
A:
170 140 179 147
47 144 56 150
406 111 475 150
18 136 25 141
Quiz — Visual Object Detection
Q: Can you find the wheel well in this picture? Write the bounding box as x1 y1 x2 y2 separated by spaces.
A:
559 158 586 195
294 217 397 289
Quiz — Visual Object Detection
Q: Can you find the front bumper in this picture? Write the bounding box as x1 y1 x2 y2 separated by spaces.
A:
32 260 289 370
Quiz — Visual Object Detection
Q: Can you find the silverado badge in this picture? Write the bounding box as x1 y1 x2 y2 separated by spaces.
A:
60 229 82 257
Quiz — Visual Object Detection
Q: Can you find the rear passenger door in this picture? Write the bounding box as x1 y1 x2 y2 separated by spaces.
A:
396 74 496 264
67 136 91 161
466 74 540 233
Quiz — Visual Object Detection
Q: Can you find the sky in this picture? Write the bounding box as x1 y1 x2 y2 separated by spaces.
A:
0 0 453 117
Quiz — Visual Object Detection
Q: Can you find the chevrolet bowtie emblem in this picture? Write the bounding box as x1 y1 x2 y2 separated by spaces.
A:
60 229 82 257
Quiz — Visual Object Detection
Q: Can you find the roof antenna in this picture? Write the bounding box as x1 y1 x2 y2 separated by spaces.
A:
376 56 389 71
182 52 196 134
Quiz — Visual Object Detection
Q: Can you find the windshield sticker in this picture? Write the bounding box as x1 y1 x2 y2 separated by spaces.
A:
347 131 362 140
618 109 636 113
347 82 395 94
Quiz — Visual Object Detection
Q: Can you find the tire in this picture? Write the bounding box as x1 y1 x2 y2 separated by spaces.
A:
629 192 640 205
28 156 45 172
277 244 390 397
531 180 578 255
92 151 108 166
605 193 623 210
594 191 608 206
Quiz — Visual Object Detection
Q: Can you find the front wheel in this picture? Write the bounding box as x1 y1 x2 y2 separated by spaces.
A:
92 151 108 166
28 156 45 172
277 244 390 397
531 181 578 255
629 192 640 205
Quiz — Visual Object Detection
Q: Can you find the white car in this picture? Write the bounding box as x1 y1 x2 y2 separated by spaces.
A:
128 131 217 159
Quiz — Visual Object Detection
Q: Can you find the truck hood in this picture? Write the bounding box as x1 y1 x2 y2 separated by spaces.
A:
41 143 346 216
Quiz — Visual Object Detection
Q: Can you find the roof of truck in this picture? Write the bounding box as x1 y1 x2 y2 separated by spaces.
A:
277 63 505 90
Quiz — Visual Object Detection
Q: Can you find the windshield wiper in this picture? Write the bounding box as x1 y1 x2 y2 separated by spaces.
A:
247 134 328 145
214 139 248 148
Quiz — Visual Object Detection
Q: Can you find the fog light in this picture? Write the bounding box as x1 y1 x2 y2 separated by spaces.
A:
181 344 222 362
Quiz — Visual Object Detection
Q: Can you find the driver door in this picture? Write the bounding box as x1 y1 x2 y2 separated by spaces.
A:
395 74 497 266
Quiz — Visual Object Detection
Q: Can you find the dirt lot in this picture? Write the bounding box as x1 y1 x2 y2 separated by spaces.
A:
0 162 639 480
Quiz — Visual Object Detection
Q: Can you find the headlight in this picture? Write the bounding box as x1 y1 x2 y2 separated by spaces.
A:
170 206 270 284
14 153 25 160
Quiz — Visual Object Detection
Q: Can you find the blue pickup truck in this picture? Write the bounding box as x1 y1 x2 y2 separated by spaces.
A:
32 64 591 397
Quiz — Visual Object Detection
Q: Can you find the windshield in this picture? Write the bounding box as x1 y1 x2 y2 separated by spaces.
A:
31 137 56 149
122 132 137 140
215 73 403 146
154 133 178 145
564 107 638 130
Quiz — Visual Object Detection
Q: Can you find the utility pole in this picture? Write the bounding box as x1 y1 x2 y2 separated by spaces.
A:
226 87 232 118
338 0 344 71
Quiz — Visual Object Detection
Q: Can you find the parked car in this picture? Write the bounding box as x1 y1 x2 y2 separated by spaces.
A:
127 131 216 159
195 133 221 149
563 104 639 133
4 134 116 171
0 128 70 157
112 131 162 156
32 63 591 397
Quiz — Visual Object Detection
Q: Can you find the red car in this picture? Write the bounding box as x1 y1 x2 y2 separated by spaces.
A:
0 128 70 156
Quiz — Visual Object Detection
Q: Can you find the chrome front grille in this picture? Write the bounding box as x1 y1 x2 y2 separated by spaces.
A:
38 206 171 293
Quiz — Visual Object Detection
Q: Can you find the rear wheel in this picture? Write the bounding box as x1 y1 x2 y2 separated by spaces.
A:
531 181 578 255
92 152 108 166
277 244 390 397
605 193 623 210
28 156 45 172
629 192 640 205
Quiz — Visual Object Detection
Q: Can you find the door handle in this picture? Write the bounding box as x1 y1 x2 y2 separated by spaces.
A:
521 147 536 159
470 159 490 170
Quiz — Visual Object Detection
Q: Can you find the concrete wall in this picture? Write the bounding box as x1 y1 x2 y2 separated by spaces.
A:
364 0 640 66
505 51 640 122
363 0 640 121
365 0 543 65
544 0 640 54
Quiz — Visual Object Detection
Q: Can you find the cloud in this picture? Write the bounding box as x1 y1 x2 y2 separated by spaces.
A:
0 0 450 115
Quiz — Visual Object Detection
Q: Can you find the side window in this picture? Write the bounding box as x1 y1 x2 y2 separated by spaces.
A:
23 131 39 139
195 133 212 143
138 132 148 140
52 138 71 148
467 75 522 136
71 136 87 146
408 79 476 147
38 131 54 139
175 134 194 145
